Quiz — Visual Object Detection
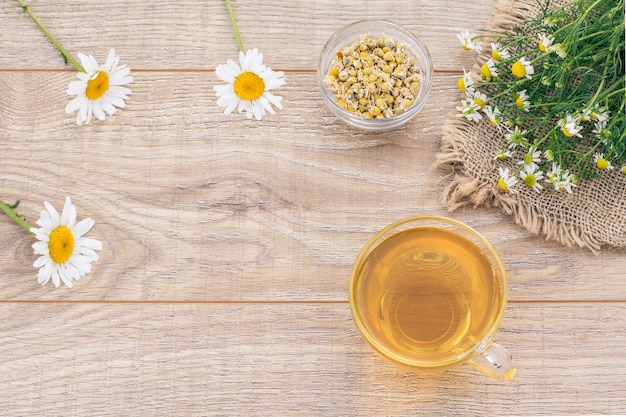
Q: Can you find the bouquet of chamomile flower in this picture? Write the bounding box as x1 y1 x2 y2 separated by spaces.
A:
456 0 624 195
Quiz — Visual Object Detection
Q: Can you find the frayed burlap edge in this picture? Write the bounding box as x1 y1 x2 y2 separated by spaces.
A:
435 0 626 252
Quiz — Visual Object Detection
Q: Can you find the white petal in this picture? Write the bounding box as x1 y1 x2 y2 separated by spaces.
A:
72 217 95 237
78 53 96 74
60 197 76 227
67 80 87 95
92 101 106 121
32 241 50 255
43 201 60 224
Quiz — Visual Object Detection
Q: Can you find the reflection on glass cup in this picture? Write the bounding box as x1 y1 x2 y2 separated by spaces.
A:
349 215 517 381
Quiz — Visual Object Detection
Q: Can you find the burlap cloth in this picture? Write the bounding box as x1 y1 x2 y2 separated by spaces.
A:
435 0 626 251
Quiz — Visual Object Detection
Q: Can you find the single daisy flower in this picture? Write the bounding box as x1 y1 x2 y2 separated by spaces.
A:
505 126 528 149
538 34 555 53
517 146 541 169
511 57 534 79
483 105 502 126
546 163 576 193
553 43 567 58
457 31 482 53
480 59 498 80
456 99 482 123
491 42 510 61
543 149 554 161
497 167 518 193
590 105 609 122
494 148 513 161
30 197 102 288
593 152 614 170
559 115 583 138
514 90 530 111
214 48 286 121
519 165 544 192
457 68 475 96
592 120 612 140
581 104 608 122
65 49 133 126
471 91 487 110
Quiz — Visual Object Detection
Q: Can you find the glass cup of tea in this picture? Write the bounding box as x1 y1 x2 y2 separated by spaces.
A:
349 215 517 381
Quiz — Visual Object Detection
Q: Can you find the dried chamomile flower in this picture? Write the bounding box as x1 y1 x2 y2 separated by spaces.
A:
324 34 421 119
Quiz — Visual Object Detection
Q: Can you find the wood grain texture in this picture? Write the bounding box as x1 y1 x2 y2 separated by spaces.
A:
2 72 624 301
1 303 625 416
1 0 625 414
2 0 494 71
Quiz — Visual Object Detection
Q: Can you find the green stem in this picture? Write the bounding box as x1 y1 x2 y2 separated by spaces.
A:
225 0 244 52
17 0 85 72
0 200 33 233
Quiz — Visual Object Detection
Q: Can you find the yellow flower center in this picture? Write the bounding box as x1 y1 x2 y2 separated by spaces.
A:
561 125 575 137
523 152 534 165
596 157 609 170
48 226 75 264
492 50 502 61
480 64 492 79
511 61 526 78
539 42 548 53
457 77 466 92
621 166 626 175
474 98 485 110
524 174 537 187
497 178 509 190
233 72 265 101
85 71 109 100
515 95 525 108
462 45 472 51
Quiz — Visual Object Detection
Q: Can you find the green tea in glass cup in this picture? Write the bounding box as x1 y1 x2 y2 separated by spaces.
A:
349 215 517 381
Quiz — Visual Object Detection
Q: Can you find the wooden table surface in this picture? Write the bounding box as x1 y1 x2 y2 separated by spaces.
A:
1 0 625 415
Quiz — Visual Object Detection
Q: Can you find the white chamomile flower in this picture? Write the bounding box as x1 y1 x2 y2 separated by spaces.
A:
65 48 133 126
546 162 576 193
514 89 530 111
518 146 542 170
590 105 609 122
538 34 555 53
559 114 583 138
456 98 482 123
491 42 510 61
592 120 612 141
30 197 102 288
553 43 567 58
494 148 513 161
593 152 614 170
581 104 608 122
497 167 518 193
214 48 286 121
457 68 475 96
519 165 544 192
480 58 498 80
505 126 528 149
511 57 534 80
471 91 487 110
484 105 502 126
457 31 482 53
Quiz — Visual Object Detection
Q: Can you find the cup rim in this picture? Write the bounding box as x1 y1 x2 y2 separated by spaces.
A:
348 215 509 369
318 19 434 131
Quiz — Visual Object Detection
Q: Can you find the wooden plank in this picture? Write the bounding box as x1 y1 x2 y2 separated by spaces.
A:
1 0 495 71
0 302 624 415
1 72 625 301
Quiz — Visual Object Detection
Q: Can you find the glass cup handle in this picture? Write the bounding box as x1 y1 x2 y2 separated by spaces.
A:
469 336 518 382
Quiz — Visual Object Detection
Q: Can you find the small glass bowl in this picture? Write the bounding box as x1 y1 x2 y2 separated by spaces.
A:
318 20 433 131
